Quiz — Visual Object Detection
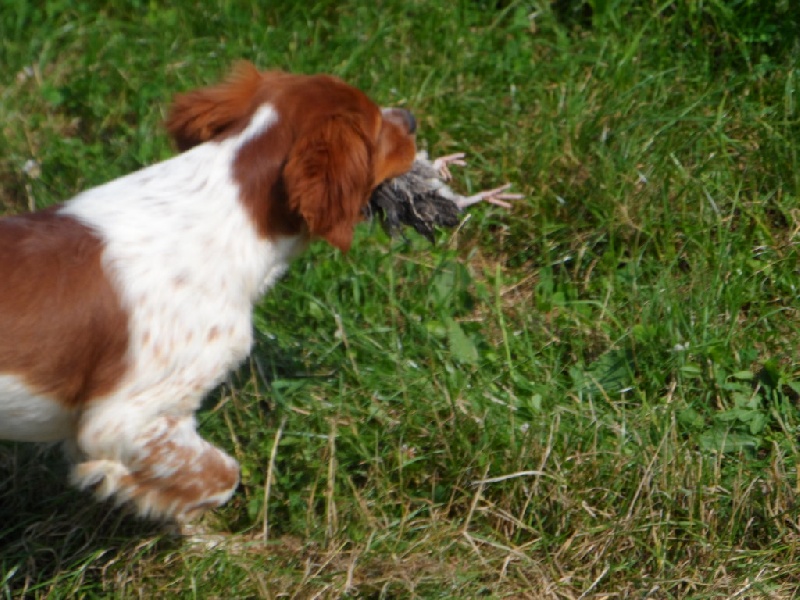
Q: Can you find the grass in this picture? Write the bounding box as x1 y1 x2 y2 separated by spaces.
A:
1 0 799 597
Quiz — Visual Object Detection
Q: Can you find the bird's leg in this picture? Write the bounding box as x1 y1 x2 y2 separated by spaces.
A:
430 153 523 209
431 153 467 181
453 183 524 210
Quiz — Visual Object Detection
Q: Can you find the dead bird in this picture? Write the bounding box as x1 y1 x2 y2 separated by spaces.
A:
367 152 521 242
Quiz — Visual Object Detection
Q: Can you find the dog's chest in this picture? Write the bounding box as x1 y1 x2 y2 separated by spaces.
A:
115 233 304 398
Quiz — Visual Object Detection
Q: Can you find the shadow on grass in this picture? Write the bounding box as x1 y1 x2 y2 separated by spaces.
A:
0 441 179 596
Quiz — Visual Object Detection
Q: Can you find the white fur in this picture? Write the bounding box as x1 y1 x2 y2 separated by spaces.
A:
53 104 305 515
0 375 74 442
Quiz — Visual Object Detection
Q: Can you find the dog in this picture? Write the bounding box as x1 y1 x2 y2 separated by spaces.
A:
0 62 417 519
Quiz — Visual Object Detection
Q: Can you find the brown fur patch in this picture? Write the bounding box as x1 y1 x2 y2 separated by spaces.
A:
0 209 129 407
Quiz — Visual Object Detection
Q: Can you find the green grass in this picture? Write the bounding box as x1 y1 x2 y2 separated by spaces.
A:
2 0 800 597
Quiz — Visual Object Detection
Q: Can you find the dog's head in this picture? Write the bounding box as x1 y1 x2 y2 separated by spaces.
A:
166 62 417 252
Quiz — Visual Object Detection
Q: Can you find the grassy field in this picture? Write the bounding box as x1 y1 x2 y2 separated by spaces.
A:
1 0 799 597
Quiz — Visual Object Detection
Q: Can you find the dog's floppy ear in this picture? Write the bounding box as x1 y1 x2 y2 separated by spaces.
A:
166 62 262 151
284 115 373 253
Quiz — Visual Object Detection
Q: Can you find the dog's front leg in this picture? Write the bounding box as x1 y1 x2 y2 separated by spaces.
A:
71 411 239 520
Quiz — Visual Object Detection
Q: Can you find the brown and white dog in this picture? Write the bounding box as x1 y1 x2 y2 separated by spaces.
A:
0 62 417 519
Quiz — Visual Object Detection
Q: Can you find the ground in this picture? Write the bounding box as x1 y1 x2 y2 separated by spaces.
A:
1 1 799 597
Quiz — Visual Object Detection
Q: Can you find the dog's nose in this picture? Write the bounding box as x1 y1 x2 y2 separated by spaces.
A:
383 108 417 135
402 109 417 134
